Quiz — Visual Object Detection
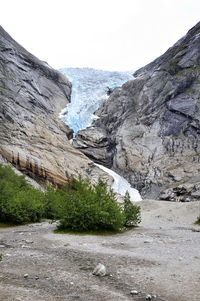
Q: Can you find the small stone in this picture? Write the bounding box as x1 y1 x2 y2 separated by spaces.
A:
70 281 74 285
24 274 28 278
35 276 39 280
130 290 139 295
25 240 33 244
144 240 152 243
146 294 152 300
92 263 106 276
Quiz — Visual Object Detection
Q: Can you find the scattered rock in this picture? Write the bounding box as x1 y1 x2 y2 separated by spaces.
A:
92 263 107 276
146 294 152 300
25 240 33 244
23 274 28 278
21 245 29 249
130 290 139 295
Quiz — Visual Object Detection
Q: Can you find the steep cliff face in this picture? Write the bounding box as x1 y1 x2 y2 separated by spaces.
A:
73 22 200 200
0 26 111 186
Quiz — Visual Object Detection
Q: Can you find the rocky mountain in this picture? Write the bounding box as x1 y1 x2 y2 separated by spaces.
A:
0 26 111 186
73 22 200 201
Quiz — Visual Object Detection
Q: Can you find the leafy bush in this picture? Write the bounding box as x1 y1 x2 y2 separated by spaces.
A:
123 191 141 226
0 253 3 262
0 164 141 232
195 216 200 225
58 177 125 232
0 164 44 224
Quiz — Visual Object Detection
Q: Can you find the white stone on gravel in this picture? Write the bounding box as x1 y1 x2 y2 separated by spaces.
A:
146 294 152 300
25 240 33 244
92 263 106 276
130 290 139 295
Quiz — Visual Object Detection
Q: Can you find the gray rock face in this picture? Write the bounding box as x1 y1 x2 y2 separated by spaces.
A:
0 26 112 186
73 22 200 200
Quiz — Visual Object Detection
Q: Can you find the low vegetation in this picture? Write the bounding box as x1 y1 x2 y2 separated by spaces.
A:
0 164 141 232
195 216 200 225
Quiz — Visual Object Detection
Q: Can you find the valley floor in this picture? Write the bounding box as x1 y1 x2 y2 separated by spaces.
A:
0 200 200 301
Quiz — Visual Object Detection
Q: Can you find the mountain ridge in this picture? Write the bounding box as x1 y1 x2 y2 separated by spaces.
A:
0 26 112 187
73 21 200 201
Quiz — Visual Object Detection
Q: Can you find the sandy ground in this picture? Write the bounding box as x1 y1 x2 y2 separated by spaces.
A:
0 200 200 301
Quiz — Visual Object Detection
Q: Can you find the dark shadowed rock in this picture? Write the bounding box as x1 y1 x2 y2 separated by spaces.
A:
73 22 200 200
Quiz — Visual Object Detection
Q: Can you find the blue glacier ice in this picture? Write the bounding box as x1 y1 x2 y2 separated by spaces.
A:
59 67 141 201
59 67 134 135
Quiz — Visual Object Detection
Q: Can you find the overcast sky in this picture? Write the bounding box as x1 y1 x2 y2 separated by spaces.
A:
1 0 199 71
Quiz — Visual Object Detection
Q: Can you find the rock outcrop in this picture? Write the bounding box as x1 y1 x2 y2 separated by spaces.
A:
0 26 111 186
73 22 200 200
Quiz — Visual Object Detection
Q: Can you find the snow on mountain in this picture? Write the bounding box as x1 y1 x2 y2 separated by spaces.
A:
95 163 142 203
59 67 133 135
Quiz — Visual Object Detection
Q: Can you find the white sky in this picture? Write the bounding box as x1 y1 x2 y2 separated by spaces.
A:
1 0 199 71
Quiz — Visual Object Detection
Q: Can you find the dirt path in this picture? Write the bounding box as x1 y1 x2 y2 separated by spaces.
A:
0 200 200 301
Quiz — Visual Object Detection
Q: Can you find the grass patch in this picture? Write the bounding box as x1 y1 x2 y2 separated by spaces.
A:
195 217 200 225
54 225 138 236
0 222 16 227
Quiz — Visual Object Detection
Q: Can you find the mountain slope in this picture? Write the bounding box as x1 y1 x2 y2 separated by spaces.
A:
0 26 111 186
73 22 200 200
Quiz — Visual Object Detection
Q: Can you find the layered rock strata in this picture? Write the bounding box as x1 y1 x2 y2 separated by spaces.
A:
0 26 111 186
73 22 200 200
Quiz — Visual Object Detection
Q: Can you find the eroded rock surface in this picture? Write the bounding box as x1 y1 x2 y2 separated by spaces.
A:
0 26 111 186
73 22 200 200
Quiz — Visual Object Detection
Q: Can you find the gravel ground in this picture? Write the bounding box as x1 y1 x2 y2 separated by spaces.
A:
0 200 200 301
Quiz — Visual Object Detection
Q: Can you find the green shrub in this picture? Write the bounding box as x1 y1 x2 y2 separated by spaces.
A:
195 216 200 225
0 164 141 232
0 164 44 224
43 186 67 220
0 253 3 262
0 188 44 224
123 191 141 227
57 177 125 232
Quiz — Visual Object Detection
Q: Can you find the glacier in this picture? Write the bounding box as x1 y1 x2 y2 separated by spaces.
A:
59 67 134 135
59 67 141 201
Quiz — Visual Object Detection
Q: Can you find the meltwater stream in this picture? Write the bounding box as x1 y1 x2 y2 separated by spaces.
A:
59 68 142 202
